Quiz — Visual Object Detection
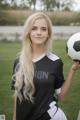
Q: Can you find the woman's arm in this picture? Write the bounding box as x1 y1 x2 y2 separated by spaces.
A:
59 61 80 101
12 95 16 120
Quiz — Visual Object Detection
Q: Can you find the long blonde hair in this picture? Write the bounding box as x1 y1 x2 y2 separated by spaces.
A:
14 12 53 102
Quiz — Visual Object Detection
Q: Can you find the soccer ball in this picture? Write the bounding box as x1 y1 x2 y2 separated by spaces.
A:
66 32 80 61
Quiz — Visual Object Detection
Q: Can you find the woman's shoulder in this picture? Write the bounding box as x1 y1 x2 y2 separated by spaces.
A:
46 52 60 61
46 51 63 65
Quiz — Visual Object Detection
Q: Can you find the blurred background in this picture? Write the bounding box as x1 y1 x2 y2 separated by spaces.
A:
0 0 80 120
0 0 80 41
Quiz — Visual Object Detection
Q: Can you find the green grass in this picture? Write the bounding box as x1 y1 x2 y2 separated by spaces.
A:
0 42 21 120
0 40 80 120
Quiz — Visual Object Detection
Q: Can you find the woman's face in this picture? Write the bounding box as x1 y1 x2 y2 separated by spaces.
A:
30 18 49 46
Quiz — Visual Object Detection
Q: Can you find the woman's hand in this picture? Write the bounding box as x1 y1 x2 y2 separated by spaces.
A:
71 61 80 71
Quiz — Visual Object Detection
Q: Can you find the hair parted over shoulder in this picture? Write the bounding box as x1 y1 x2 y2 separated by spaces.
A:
14 12 53 102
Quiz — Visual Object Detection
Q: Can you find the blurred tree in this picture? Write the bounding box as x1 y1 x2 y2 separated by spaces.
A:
19 0 30 9
0 0 10 9
25 0 37 10
40 0 75 11
40 0 56 11
0 0 76 10
10 0 17 7
0 0 3 4
32 0 37 10
55 0 75 11
63 6 71 11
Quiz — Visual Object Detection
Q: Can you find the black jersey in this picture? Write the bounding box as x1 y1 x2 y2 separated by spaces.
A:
11 52 64 120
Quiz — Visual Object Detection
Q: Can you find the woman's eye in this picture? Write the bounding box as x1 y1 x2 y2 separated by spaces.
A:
32 27 37 30
31 26 47 31
42 27 47 31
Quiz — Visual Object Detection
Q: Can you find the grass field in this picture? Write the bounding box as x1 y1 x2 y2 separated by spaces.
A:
0 40 80 120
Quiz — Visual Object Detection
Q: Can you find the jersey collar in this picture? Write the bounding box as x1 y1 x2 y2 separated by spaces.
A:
32 53 46 63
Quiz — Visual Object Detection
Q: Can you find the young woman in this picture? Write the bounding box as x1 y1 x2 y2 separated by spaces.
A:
11 12 80 120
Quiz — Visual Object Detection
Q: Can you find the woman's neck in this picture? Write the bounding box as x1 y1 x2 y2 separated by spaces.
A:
32 44 46 59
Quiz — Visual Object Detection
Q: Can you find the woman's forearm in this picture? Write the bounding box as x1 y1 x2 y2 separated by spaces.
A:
13 96 16 120
59 62 80 101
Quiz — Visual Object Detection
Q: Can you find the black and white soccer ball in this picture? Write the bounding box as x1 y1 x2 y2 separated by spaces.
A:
66 32 80 61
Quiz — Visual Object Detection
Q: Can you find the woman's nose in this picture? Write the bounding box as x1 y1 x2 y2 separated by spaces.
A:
37 29 41 34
